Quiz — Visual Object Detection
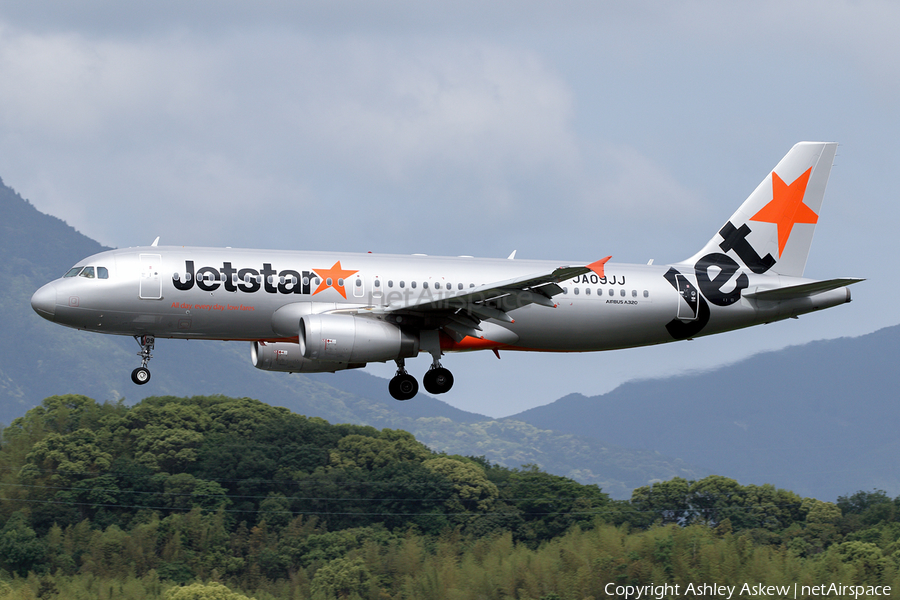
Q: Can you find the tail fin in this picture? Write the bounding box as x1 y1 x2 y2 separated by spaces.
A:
683 142 838 277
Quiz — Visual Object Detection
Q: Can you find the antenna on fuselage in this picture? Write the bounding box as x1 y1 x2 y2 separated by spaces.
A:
151 237 160 247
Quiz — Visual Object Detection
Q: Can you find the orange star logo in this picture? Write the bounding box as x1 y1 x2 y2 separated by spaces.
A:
749 167 817 257
312 261 358 299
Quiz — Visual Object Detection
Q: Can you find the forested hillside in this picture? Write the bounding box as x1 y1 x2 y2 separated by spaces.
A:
0 395 899 599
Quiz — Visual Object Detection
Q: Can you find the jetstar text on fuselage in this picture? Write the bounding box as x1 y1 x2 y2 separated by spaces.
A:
172 260 352 297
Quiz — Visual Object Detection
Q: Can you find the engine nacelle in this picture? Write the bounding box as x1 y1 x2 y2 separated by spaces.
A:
299 313 418 363
251 341 361 373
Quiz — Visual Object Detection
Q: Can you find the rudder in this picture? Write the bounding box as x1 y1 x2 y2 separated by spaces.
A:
683 142 838 277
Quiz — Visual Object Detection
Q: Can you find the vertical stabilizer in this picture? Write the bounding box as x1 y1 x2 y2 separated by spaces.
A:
683 142 837 277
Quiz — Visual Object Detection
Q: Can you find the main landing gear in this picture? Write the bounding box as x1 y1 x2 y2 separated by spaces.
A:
131 335 154 385
423 365 454 395
388 359 418 401
388 357 454 401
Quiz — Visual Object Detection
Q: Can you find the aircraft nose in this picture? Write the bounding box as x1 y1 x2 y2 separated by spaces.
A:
31 283 57 321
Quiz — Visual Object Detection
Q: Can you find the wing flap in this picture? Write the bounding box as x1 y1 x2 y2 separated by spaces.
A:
386 256 610 314
382 256 609 343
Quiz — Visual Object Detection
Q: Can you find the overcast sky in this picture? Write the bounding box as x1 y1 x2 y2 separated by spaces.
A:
3 1 898 416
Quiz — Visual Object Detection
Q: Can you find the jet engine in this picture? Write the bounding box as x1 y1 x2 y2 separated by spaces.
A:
299 313 418 363
251 341 360 373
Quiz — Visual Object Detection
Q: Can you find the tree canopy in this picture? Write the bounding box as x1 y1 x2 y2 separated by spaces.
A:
0 394 896 599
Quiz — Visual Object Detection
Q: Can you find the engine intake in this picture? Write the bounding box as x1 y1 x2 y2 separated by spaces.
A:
299 313 418 363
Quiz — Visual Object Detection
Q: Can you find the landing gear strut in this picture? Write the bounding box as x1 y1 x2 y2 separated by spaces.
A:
387 331 456 400
388 358 418 401
420 330 453 395
131 335 154 385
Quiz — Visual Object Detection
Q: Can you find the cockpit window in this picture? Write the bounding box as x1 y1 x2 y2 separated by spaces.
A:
63 265 109 279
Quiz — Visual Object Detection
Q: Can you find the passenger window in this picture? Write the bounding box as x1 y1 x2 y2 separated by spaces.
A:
458 283 463 290
608 289 614 296
585 288 590 295
399 281 405 288
620 289 625 297
302 277 310 286
388 280 393 288
411 281 417 289
643 290 649 298
79 267 95 278
563 287 568 294
632 290 637 297
423 282 429 289
64 267 83 277
574 287 579 295
469 283 475 288
446 283 452 290
98 267 109 279
374 279 381 288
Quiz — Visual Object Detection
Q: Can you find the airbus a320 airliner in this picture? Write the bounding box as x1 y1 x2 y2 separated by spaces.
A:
32 142 861 400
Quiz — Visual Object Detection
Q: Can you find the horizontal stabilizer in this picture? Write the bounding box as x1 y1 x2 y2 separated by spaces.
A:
744 278 864 301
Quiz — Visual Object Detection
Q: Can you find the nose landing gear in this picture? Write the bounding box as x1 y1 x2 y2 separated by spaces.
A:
131 335 154 385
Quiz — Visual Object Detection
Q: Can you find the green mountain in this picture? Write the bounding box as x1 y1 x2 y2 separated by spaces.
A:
0 176 704 498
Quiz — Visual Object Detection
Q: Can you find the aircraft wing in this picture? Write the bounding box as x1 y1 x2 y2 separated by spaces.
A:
744 277 864 301
381 257 611 340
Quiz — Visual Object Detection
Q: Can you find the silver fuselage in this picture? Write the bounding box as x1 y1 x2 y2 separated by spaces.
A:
31 245 851 354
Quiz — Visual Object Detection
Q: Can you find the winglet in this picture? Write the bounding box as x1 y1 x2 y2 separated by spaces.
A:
587 256 612 279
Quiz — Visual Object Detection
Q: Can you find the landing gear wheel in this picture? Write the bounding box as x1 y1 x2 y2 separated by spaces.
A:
132 334 155 385
389 373 419 401
423 367 454 394
131 367 151 385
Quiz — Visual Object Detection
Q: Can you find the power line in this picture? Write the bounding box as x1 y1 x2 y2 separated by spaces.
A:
0 482 604 504
0 465 603 491
1 496 619 517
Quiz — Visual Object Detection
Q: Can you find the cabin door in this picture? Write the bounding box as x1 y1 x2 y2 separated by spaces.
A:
139 254 162 300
